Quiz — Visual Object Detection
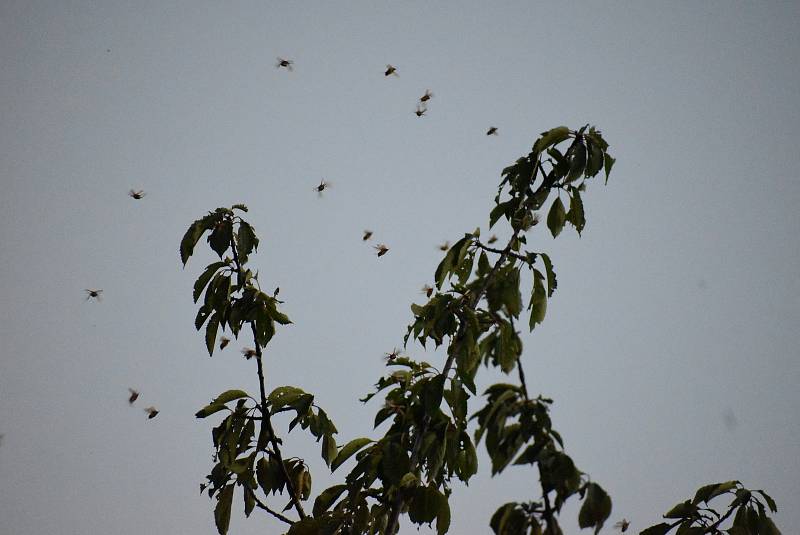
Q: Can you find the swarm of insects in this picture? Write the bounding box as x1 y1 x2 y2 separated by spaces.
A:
421 284 434 298
219 336 230 350
614 519 630 532
374 244 390 257
85 289 103 302
128 189 146 199
384 64 398 77
276 57 294 71
144 406 159 419
438 241 450 252
128 388 139 405
419 89 433 102
414 104 427 117
241 347 257 360
314 179 331 197
362 230 373 241
487 235 499 245
486 126 498 136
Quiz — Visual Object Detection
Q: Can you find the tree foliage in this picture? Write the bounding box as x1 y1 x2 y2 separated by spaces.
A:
180 126 780 534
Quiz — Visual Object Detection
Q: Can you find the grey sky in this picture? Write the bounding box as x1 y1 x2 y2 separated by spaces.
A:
1 1 798 533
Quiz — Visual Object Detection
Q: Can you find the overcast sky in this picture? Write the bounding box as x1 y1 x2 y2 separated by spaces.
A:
1 2 798 534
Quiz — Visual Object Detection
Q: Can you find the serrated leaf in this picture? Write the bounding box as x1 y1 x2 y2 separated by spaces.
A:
205 313 220 356
566 140 587 183
604 153 616 184
208 220 233 259
331 437 373 472
214 484 234 535
408 486 442 525
193 261 227 303
180 217 213 266
566 187 585 235
237 221 259 261
547 197 566 238
528 269 547 331
540 253 557 297
755 489 778 513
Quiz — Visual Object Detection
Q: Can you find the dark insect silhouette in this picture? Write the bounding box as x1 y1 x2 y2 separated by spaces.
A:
315 179 331 196
438 241 450 252
614 519 630 533
384 64 398 77
419 89 433 102
128 388 139 405
422 284 433 298
374 244 390 257
144 406 159 419
384 348 401 361
219 337 230 350
276 57 294 71
487 235 498 244
414 104 427 117
128 189 146 199
363 230 373 241
85 289 103 302
242 347 257 360
486 127 498 136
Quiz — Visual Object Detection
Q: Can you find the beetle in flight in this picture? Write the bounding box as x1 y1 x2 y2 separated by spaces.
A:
363 230 373 241
128 189 146 199
374 244 390 257
144 406 159 419
384 64 398 77
128 388 139 405
414 104 427 117
315 179 331 196
486 127 498 136
419 89 433 102
85 289 103 302
276 57 294 71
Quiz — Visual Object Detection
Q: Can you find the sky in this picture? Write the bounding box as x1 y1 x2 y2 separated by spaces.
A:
1 1 798 534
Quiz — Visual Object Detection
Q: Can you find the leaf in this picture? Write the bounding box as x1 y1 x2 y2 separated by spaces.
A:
208 220 233 259
423 374 446 415
540 253 557 297
640 524 671 535
331 438 373 472
312 484 347 517
205 313 220 356
321 433 337 467
578 482 612 534
604 153 616 184
193 261 227 303
243 487 255 518
546 197 566 238
180 217 212 266
754 489 777 513
237 221 259 261
532 126 571 155
436 495 451 535
566 140 587 183
256 457 283 495
214 484 234 535
268 386 307 411
213 389 250 405
195 403 228 418
528 269 547 331
692 481 738 504
408 486 442 524
566 187 586 235
664 500 697 519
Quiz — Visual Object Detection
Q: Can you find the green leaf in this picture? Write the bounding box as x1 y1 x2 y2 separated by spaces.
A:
208 220 233 259
205 313 220 356
566 187 586 235
256 457 283 495
540 253 557 297
436 495 451 535
664 500 697 519
313 484 347 517
243 487 255 518
193 262 227 303
533 126 571 155
213 389 250 405
236 221 259 261
692 481 739 504
604 153 616 184
321 433 337 467
566 140 587 183
180 217 211 266
408 486 442 525
268 386 307 410
528 269 547 331
640 524 671 535
578 482 612 534
195 403 228 418
423 374 446 415
214 484 234 535
755 489 778 513
331 437 373 472
546 197 566 238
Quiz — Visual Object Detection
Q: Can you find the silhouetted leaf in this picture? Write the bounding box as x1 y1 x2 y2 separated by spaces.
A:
195 403 228 418
533 126 570 155
640 524 671 535
194 261 227 303
578 482 612 534
566 187 585 235
664 500 696 519
237 221 259 261
604 153 616 184
528 269 547 331
214 484 234 534
540 253 557 297
547 197 566 238
206 313 220 356
213 389 250 405
313 484 347 517
331 438 373 472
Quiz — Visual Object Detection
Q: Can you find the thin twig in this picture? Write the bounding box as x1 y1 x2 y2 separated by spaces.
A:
251 490 295 525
